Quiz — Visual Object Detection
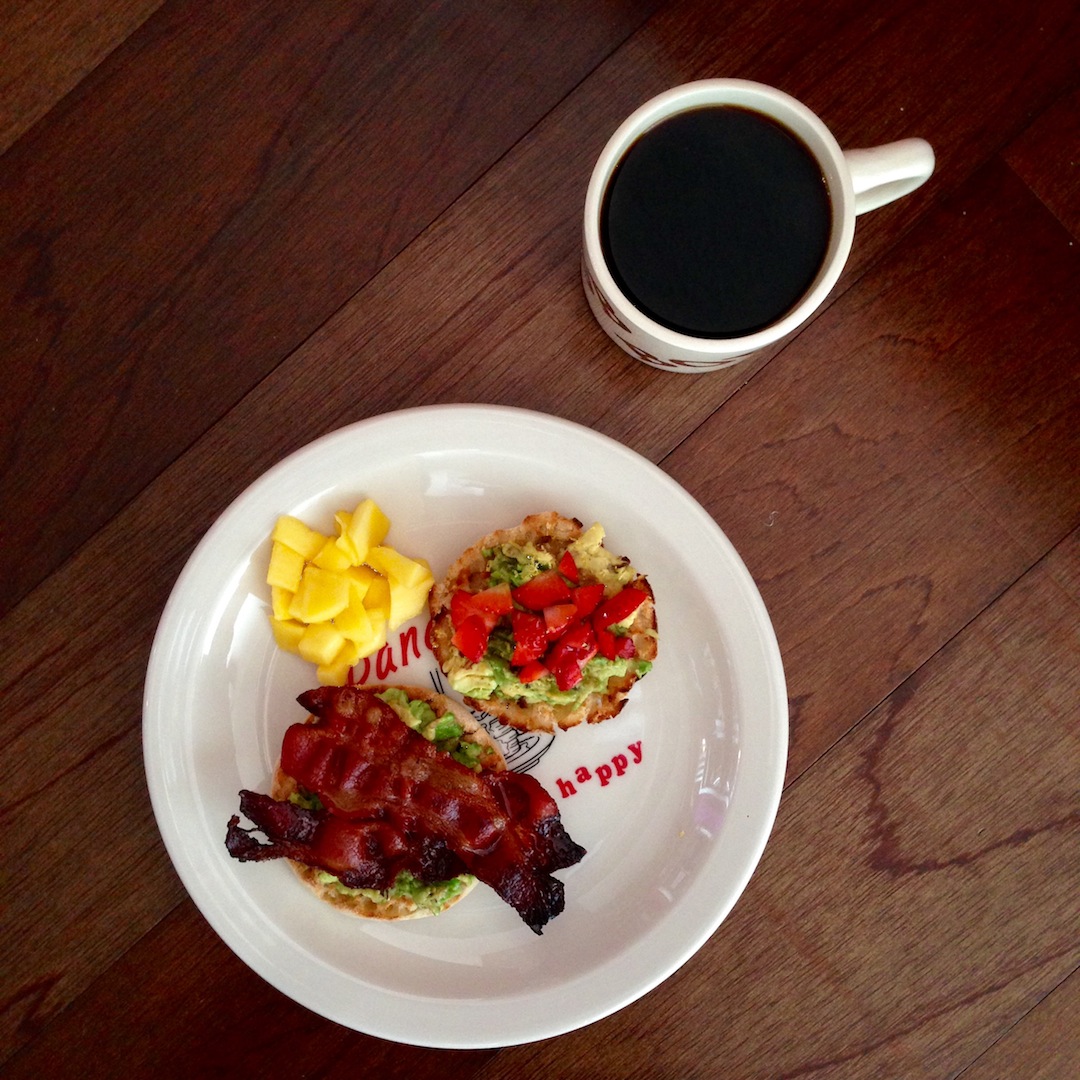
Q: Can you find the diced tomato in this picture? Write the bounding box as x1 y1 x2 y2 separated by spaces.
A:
450 589 473 628
517 659 548 684
475 584 515 625
570 583 605 619
596 625 637 660
546 620 597 663
542 602 578 639
512 570 572 612
550 656 586 691
558 550 580 584
510 610 548 666
545 621 598 691
593 585 647 629
452 614 490 664
451 584 513 632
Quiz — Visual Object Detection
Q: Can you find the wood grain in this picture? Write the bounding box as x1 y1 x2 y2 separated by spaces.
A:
0 0 660 617
0 0 164 153
961 968 1080 1080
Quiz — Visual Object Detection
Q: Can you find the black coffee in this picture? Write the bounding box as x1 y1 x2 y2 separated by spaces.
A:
600 105 831 338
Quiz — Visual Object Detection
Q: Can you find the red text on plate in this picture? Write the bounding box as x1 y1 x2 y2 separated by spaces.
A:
554 741 642 799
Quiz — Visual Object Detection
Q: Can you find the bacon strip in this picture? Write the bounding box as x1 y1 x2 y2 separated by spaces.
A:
226 686 585 932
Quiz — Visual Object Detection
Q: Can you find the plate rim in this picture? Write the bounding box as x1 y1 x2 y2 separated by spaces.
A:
142 403 788 1047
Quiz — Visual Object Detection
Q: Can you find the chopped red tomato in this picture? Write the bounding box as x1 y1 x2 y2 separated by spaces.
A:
558 550 579 584
549 657 584 691
517 659 548 684
542 602 578 639
510 610 547 666
593 585 647 629
512 570 572 612
456 583 514 628
596 625 637 661
546 621 598 691
452 614 490 664
570 583 605 619
450 589 473 628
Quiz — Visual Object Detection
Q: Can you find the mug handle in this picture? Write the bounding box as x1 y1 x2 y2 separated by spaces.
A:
843 138 935 214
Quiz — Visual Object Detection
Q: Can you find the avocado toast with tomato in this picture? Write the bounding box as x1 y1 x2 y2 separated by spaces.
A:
428 512 657 732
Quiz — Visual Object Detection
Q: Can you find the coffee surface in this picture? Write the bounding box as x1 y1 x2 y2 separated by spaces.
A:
600 106 832 338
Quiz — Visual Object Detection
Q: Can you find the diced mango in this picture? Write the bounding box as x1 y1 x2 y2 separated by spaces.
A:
268 616 306 654
387 572 435 630
267 541 306 591
360 615 388 658
266 497 430 671
317 661 349 686
365 546 431 587
362 572 392 623
298 622 346 666
346 498 390 564
345 564 379 603
316 659 350 686
270 586 294 621
271 515 328 561
333 596 374 643
289 565 350 623
311 536 353 572
332 510 359 562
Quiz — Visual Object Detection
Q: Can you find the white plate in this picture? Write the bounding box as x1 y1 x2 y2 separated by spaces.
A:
143 404 787 1048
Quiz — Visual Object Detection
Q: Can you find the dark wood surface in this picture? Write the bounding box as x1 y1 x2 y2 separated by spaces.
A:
2 0 1077 1076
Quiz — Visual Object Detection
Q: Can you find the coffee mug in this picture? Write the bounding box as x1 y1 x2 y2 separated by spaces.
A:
581 79 934 372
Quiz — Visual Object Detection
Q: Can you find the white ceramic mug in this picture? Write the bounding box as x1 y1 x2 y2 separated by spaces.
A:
581 79 935 372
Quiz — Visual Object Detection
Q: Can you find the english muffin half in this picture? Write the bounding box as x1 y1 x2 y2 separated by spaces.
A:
428 512 657 732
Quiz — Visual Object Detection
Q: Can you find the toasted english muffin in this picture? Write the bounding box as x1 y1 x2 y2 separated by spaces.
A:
273 684 504 920
429 512 657 732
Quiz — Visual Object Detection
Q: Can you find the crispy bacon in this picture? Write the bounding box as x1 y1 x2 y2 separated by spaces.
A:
226 685 585 932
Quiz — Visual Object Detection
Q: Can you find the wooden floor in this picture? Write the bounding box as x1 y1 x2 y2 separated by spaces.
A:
1 1 1077 1076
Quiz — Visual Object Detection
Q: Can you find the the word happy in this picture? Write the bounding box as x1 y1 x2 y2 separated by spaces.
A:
554 741 643 799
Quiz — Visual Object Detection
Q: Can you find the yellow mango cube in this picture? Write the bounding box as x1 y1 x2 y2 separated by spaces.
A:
332 510 359 562
271 515 327 561
317 639 364 686
334 596 374 644
268 616 306 654
365 546 430 587
298 622 346 666
361 616 388 657
346 498 390 564
312 537 353 572
362 573 392 623
345 564 379 598
267 541 306 591
289 565 350 623
387 573 435 629
270 586 294 621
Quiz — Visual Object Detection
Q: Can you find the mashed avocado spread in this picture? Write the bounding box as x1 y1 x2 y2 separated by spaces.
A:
313 868 475 913
448 633 651 707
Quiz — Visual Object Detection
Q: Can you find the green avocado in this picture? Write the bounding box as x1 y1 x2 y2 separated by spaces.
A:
566 523 636 589
449 650 652 709
313 869 476 914
374 687 488 770
485 541 555 587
